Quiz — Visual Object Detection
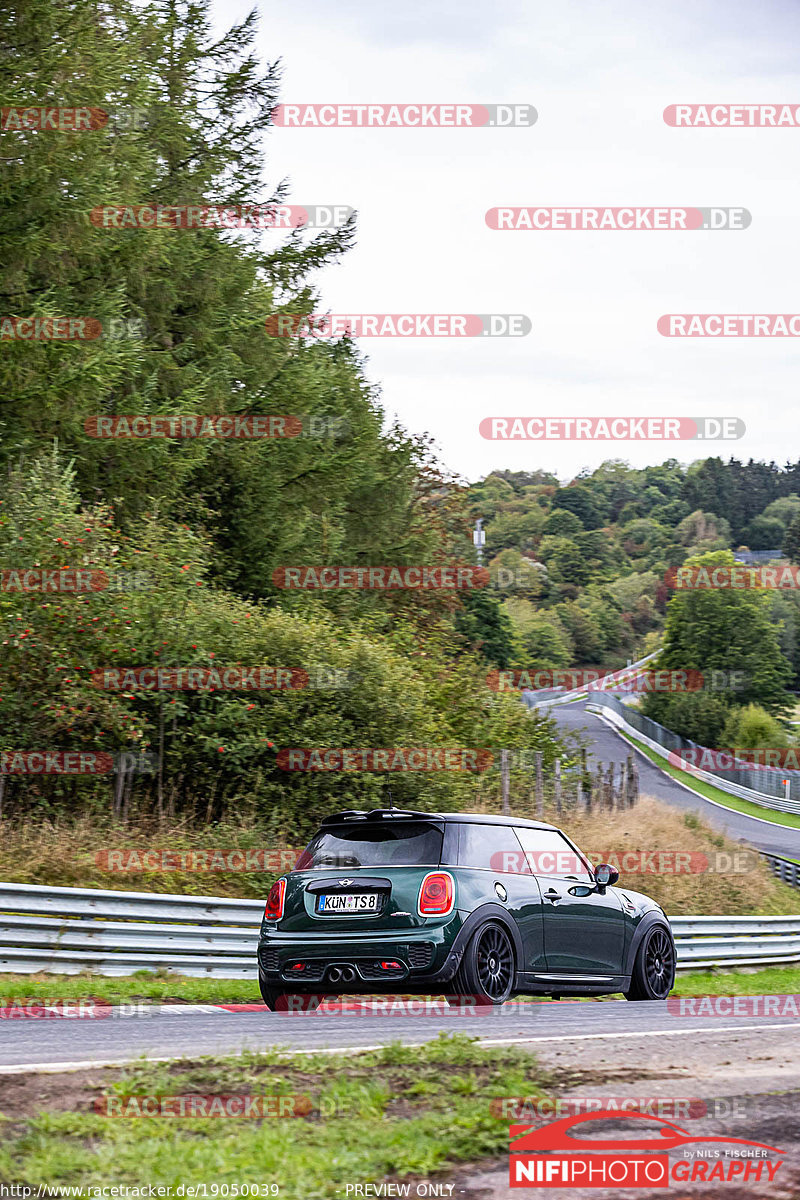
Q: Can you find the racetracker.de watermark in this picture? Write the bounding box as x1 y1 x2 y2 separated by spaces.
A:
265 314 530 337
267 994 535 1014
272 565 489 589
486 206 749 230
479 417 745 440
668 994 800 1017
276 748 493 772
94 1094 311 1118
670 748 800 771
659 314 800 336
666 564 799 589
84 415 347 440
492 1096 723 1120
1 751 113 774
84 415 301 439
487 668 721 692
1 106 107 131
91 666 308 691
1 1000 115 1019
0 569 108 592
664 104 800 126
0 317 149 340
487 849 759 876
1 752 155 776
90 205 352 230
2 317 99 340
271 103 537 127
1 569 160 593
95 848 299 872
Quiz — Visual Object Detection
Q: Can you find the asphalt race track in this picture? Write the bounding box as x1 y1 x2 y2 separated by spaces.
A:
550 698 800 859
1 999 798 1072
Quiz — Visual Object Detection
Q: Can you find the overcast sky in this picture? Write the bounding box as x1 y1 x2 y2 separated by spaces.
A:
213 0 800 484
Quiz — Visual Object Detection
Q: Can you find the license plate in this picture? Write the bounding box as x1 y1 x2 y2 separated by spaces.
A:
317 892 380 914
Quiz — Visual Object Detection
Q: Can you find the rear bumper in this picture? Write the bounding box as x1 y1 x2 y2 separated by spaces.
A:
258 917 464 990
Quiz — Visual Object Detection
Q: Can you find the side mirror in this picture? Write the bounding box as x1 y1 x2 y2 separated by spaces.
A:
594 863 620 892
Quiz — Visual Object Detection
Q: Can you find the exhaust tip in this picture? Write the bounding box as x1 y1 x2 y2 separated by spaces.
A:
341 966 356 982
328 966 342 982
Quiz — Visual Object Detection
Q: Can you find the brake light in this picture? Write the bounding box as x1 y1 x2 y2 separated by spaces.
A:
264 878 286 921
418 872 454 916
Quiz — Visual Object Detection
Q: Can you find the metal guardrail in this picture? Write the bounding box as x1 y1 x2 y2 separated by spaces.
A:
588 698 800 816
0 883 264 979
0 881 799 977
762 852 800 891
671 915 800 968
532 652 661 710
733 550 785 564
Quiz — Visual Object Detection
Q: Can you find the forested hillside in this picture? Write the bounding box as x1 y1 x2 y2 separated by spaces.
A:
467 461 800 685
0 0 564 832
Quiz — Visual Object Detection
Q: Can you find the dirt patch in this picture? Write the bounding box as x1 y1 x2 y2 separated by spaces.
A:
0 1055 678 1123
0 1067 118 1131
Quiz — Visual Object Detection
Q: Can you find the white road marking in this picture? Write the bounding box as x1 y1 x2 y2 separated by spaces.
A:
472 1020 800 1047
0 1020 798 1074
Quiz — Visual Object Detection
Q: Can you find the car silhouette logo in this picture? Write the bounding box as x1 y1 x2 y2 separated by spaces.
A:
510 1111 785 1155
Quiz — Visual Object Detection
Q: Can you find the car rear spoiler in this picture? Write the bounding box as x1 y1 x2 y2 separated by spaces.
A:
320 808 440 825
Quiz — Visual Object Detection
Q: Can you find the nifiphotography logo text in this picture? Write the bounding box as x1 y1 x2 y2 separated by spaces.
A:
508 1110 784 1188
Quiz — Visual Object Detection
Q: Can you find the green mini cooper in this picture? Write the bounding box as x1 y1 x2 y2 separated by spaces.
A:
257 808 675 1008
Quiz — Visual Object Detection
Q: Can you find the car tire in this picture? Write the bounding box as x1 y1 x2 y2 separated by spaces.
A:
449 920 516 1006
624 924 676 1001
258 978 325 1013
258 980 281 1011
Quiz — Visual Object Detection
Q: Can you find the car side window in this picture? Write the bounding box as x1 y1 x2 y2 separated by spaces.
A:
514 828 593 881
440 822 460 867
457 823 531 873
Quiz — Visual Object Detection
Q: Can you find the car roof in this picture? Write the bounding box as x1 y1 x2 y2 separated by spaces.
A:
319 808 558 831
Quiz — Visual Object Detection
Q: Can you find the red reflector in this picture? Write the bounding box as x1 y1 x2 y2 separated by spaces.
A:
381 961 401 970
418 872 455 916
291 962 305 971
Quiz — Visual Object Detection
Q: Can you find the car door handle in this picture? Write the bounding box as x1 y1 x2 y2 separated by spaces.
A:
543 889 561 903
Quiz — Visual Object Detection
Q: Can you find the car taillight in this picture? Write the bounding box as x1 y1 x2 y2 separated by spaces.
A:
418 872 454 916
264 878 286 921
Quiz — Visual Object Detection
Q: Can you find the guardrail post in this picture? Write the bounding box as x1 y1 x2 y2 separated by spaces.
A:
593 762 604 809
535 751 544 819
501 748 510 815
605 762 614 810
625 752 638 807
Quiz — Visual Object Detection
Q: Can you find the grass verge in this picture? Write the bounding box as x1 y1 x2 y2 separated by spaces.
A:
0 971 261 1005
619 731 800 830
0 816 292 898
0 1034 546 1199
1 964 799 1005
672 964 800 995
568 796 800 915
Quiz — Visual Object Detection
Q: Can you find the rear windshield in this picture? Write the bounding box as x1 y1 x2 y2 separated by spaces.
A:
295 822 443 869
